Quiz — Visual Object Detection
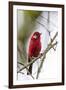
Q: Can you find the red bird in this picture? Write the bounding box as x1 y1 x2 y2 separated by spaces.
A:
27 32 41 75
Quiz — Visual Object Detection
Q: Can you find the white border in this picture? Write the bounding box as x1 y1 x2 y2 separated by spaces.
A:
13 5 62 85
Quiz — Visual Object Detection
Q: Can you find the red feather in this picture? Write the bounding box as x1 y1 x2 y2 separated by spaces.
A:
27 32 41 75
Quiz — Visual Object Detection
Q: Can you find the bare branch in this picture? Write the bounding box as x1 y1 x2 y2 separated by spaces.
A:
17 32 58 79
17 62 34 79
17 54 42 73
48 32 58 45
18 33 58 72
36 41 58 79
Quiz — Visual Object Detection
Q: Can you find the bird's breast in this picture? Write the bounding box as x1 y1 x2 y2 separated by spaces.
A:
29 40 41 57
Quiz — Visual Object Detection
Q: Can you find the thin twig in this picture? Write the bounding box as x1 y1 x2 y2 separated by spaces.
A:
18 32 58 79
31 15 54 34
17 54 42 73
17 45 34 79
17 62 34 79
18 71 24 74
48 32 58 45
18 32 58 72
36 41 58 79
36 55 45 79
40 15 58 28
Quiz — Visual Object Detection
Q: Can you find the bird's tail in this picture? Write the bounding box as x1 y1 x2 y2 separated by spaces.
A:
27 57 32 75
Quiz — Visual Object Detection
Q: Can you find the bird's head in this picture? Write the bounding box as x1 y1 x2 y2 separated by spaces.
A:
31 32 41 40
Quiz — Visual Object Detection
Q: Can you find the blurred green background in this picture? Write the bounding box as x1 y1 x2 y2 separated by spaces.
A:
17 10 42 64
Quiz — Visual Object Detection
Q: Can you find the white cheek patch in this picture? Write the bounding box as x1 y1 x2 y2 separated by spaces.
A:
33 35 37 39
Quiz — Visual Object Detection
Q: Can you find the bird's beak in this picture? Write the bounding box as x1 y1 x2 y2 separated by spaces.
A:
40 33 42 35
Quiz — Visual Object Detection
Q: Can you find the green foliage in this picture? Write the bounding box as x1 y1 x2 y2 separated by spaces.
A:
24 10 42 20
17 10 42 63
18 10 42 42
